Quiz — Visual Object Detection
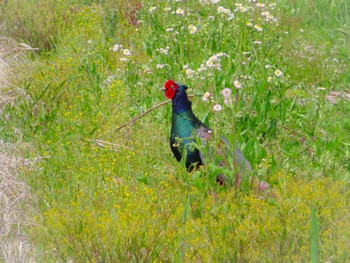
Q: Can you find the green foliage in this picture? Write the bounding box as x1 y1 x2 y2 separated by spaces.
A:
1 0 349 261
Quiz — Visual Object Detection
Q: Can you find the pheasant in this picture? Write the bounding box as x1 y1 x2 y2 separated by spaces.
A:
161 79 264 188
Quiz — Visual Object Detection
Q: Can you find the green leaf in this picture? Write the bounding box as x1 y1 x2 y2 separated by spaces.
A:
182 195 191 224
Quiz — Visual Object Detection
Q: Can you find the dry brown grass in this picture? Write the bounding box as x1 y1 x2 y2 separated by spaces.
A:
0 143 34 263
0 36 35 263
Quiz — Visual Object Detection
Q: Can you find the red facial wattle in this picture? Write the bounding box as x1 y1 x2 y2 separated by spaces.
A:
164 80 178 99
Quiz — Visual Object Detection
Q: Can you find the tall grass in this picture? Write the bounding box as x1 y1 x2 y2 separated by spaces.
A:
0 0 349 261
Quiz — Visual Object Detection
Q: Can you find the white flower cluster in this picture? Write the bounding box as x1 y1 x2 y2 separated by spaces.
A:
111 44 132 62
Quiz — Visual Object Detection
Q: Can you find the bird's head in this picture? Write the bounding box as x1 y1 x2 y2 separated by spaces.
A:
161 80 188 99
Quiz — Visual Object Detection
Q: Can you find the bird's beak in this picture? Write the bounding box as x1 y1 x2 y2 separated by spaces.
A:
159 87 166 91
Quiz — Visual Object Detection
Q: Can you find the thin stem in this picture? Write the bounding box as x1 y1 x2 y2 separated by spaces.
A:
114 94 195 132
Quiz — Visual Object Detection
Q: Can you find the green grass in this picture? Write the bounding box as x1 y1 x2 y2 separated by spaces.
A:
1 0 350 261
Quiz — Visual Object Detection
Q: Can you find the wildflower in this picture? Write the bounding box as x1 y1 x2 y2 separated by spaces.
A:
224 8 231 14
164 7 171 12
217 6 224 13
253 40 262 45
211 0 220 3
208 55 219 62
228 14 235 21
262 11 270 17
120 57 128 62
234 80 242 89
254 24 263 31
216 52 228 57
267 76 273 82
239 6 248 13
188 24 197 34
123 49 131 56
208 16 215 20
156 64 165 69
274 69 283 77
166 28 174 32
149 6 157 13
256 3 265 8
246 21 253 27
186 68 195 78
206 60 214 67
221 88 232 98
213 104 222 112
176 8 184 15
202 92 211 102
198 64 207 72
224 98 230 106
158 48 168 55
112 44 120 52
265 64 271 69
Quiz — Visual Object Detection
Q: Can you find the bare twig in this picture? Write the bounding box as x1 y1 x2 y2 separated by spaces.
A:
114 94 195 132
90 139 130 150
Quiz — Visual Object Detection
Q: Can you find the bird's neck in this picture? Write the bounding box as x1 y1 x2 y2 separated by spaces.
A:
172 94 192 114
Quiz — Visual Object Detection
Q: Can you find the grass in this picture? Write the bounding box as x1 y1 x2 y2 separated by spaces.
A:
0 0 349 261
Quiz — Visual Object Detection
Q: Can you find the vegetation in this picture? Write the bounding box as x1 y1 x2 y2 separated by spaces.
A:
1 0 349 261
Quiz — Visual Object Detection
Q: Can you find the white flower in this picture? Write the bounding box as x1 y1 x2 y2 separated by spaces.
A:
208 55 219 62
246 21 253 27
213 104 222 112
221 88 232 98
274 69 283 77
166 28 174 32
186 68 195 77
265 64 271 69
228 14 235 21
188 24 197 34
176 8 184 15
211 0 220 3
217 6 224 13
198 64 207 72
158 48 168 55
123 49 131 56
234 80 242 89
149 6 157 13
254 24 263 31
256 3 265 8
164 7 171 12
112 44 120 52
239 6 248 13
202 92 211 102
156 64 165 69
120 57 128 62
253 40 262 45
206 60 214 67
224 8 231 14
268 76 273 82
